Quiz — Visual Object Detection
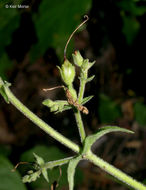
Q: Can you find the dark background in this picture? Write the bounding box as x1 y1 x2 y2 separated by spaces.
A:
0 0 146 189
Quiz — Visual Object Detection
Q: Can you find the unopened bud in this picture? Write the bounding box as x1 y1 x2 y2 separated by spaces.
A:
57 59 75 86
72 51 83 67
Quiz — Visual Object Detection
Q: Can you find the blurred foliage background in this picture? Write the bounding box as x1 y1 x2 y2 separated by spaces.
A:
0 0 146 189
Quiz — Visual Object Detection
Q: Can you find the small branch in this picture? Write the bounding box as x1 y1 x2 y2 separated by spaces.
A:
74 70 87 143
86 151 146 190
43 156 74 170
3 84 80 153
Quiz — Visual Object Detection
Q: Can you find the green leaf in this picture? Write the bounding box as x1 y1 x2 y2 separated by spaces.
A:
98 94 122 124
0 5 20 53
42 168 49 183
30 0 92 62
117 0 146 16
0 53 12 79
81 95 93 105
20 146 83 189
67 155 82 190
122 15 140 45
33 153 44 166
0 155 27 190
86 75 95 83
134 102 146 126
33 153 49 183
83 126 134 153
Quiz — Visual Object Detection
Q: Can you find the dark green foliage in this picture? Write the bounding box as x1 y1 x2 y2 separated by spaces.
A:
0 155 27 190
98 94 121 124
117 0 146 45
134 102 146 126
30 0 92 61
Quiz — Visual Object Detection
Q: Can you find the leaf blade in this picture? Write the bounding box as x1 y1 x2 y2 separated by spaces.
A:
67 156 82 190
83 126 134 153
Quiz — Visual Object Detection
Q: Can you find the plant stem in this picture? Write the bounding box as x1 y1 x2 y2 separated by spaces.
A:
74 110 86 143
2 80 145 189
74 72 87 143
78 78 86 104
4 86 80 153
86 151 146 190
43 156 74 169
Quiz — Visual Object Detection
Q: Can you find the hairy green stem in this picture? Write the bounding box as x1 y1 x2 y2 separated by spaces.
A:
86 151 146 190
4 86 80 153
43 156 74 169
78 79 86 104
74 110 86 143
1 80 145 189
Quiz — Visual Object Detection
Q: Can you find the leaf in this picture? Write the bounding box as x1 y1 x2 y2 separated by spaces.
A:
134 102 146 126
81 95 93 105
122 15 140 45
55 105 72 114
0 53 12 79
0 5 20 53
117 0 146 16
83 126 134 153
86 75 95 83
67 155 82 190
20 146 83 189
33 153 44 166
98 94 121 124
42 168 49 183
33 153 49 183
30 0 92 62
0 155 27 190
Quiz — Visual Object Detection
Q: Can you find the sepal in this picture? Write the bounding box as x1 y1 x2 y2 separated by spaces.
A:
57 59 75 86
72 51 83 67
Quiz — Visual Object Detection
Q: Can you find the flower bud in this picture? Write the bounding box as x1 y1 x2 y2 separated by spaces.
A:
57 59 75 86
72 51 83 67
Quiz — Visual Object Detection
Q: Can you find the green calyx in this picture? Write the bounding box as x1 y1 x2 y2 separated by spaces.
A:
57 59 75 86
72 50 83 67
81 59 95 72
